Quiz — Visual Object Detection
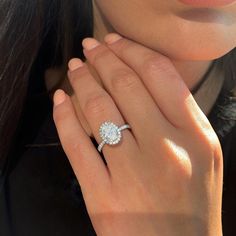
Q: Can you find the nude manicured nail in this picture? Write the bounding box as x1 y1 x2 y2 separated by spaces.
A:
104 33 122 44
54 89 66 106
68 58 84 71
82 38 100 50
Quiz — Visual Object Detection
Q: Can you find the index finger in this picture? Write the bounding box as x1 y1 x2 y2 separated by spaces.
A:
104 33 210 131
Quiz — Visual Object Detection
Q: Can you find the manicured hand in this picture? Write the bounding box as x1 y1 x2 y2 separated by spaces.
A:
53 33 223 236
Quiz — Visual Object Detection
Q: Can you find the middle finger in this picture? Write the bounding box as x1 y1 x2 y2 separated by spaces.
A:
81 38 173 144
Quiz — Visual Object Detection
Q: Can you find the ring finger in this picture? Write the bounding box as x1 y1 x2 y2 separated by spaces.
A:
68 59 139 172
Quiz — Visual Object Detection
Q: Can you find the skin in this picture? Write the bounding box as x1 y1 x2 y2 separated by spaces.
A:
51 0 236 235
52 0 236 137
92 0 236 89
53 35 223 235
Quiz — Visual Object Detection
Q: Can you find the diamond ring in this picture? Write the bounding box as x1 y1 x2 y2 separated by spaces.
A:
97 121 131 153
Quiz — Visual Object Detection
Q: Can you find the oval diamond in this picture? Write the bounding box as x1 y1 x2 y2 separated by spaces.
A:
99 121 122 145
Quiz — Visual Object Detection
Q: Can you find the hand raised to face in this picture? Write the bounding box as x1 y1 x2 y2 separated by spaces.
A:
53 33 223 236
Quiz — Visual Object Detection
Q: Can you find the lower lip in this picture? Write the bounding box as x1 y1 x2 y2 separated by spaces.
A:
178 0 236 7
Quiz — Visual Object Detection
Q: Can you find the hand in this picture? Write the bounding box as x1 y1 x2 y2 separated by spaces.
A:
53 33 223 236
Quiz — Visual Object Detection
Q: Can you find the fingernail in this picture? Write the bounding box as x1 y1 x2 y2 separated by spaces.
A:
68 58 84 71
104 33 122 44
82 38 100 50
54 89 66 106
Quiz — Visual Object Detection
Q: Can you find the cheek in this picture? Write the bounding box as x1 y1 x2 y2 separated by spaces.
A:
158 19 236 60
94 0 145 33
95 0 236 60
94 0 160 37
117 14 236 61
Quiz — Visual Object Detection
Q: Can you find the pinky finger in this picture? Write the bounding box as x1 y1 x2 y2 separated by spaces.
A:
53 89 111 197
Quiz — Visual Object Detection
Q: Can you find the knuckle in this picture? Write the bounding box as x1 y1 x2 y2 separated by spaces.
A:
197 127 223 166
142 55 174 76
53 106 70 127
83 92 108 116
66 139 83 157
93 49 111 67
206 131 223 165
69 66 88 83
201 126 220 150
114 39 134 56
213 143 223 171
163 139 193 180
111 69 138 91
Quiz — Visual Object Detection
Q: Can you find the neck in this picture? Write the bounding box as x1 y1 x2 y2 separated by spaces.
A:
46 2 225 118
91 0 224 116
93 1 212 91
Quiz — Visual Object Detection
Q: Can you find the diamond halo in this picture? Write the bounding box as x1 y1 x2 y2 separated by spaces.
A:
97 121 131 152
99 121 122 145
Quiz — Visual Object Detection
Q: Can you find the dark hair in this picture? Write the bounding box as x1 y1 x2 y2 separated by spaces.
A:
0 0 93 170
0 0 235 171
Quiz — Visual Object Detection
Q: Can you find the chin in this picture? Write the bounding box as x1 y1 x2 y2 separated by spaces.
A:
126 21 236 61
160 15 236 61
123 31 236 62
161 38 236 61
162 27 236 61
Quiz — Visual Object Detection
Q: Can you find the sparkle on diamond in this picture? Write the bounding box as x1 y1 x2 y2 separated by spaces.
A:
99 122 121 145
